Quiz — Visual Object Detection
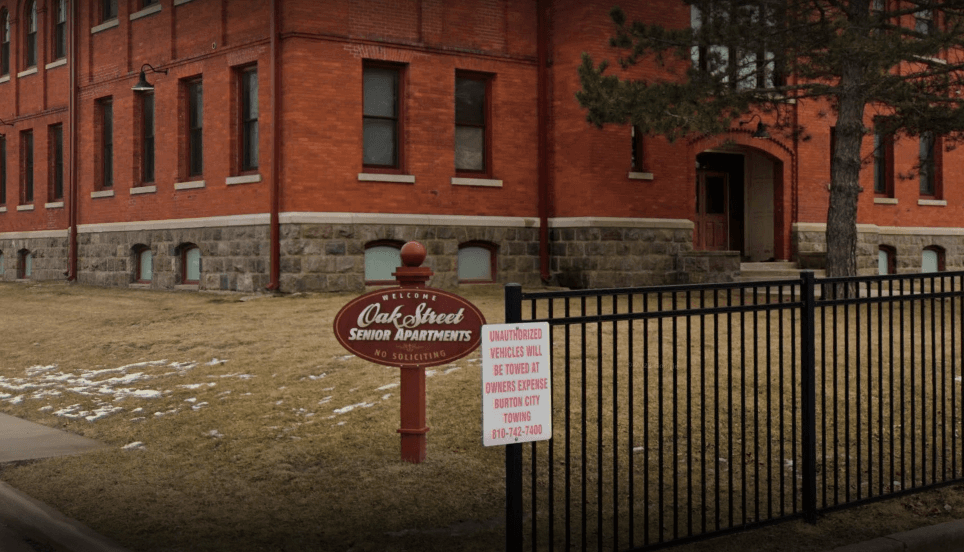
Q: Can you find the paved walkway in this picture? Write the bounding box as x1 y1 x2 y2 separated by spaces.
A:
0 413 130 552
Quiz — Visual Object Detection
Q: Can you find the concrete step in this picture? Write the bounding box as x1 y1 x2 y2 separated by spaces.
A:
738 262 825 282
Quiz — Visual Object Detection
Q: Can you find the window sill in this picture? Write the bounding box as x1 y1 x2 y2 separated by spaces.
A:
16 204 34 211
175 180 205 190
175 284 199 291
17 67 37 79
226 174 262 185
129 283 152 290
873 197 898 205
91 19 119 35
131 185 157 195
0 75 10 84
173 0 196 5
130 3 162 20
0 206 6 213
91 190 115 199
45 59 67 70
451 177 502 188
628 171 654 181
918 198 947 206
45 201 64 209
358 173 415 184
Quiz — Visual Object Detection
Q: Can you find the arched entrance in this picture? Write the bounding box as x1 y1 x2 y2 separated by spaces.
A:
695 147 783 261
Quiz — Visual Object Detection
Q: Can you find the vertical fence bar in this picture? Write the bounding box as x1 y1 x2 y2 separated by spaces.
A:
800 271 818 523
504 283 524 552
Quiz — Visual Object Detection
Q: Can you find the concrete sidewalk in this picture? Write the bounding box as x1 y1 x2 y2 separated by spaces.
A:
0 412 131 552
827 519 964 552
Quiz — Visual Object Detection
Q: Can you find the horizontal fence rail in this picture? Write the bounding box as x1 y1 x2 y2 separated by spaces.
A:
505 271 964 551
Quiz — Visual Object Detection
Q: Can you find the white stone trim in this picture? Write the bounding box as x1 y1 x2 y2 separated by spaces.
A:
918 199 947 207
16 204 34 211
793 222 964 237
78 214 269 234
90 19 119 34
0 229 67 239
451 177 502 187
45 59 67 70
0 206 6 213
0 75 9 84
226 174 262 185
174 180 205 190
91 190 115 199
280 212 540 228
628 172 654 180
44 202 65 209
130 3 162 20
873 197 898 205
173 0 195 5
357 173 415 184
130 186 157 195
17 67 37 79
548 217 694 230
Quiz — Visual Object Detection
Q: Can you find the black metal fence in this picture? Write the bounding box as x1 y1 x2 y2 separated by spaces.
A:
503 270 964 551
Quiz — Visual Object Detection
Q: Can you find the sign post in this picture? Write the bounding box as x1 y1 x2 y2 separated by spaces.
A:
333 241 486 463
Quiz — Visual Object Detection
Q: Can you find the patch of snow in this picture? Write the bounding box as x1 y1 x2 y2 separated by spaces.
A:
206 430 224 438
318 396 332 405
122 441 145 451
7 395 24 404
376 383 399 391
334 401 375 414
185 398 197 403
205 358 227 366
38 405 53 412
381 394 392 400
191 402 208 411
443 367 461 375
179 383 215 390
308 374 327 380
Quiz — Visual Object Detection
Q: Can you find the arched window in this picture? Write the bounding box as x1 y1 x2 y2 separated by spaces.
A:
922 246 945 273
878 245 896 276
364 240 403 284
458 242 496 283
24 1 36 69
181 244 201 284
1 10 10 76
133 245 152 283
17 249 31 279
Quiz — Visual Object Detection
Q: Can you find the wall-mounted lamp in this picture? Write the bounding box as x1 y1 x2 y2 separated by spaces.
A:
132 63 168 92
739 113 771 139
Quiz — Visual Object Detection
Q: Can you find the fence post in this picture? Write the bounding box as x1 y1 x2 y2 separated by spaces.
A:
504 283 524 552
800 271 818 523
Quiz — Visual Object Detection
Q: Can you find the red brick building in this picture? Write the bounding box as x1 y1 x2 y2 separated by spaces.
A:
0 0 959 292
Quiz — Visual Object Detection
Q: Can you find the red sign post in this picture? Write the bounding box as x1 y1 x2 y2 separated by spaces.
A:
333 241 486 463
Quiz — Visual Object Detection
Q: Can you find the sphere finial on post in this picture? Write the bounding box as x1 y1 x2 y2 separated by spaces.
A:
394 241 433 288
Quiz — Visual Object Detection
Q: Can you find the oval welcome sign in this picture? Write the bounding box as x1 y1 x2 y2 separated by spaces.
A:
334 287 487 368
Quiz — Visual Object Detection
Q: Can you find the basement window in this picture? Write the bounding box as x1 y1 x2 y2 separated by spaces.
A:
364 241 403 285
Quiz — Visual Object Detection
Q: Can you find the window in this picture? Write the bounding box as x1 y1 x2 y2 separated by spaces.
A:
919 131 941 197
455 73 490 174
182 245 201 284
0 135 5 204
922 246 945 273
0 251 4 276
49 125 63 200
458 242 496 283
363 63 401 169
873 124 894 195
98 99 113 188
141 93 155 183
631 126 646 172
24 1 36 68
1 10 9 76
186 79 203 177
102 0 118 22
364 241 403 284
239 67 258 171
690 2 783 90
20 130 32 204
878 245 896 275
17 249 31 279
134 246 152 283
829 126 836 182
916 7 934 35
53 0 66 60
143 0 158 6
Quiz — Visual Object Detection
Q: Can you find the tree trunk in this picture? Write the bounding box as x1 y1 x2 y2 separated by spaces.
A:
825 59 865 279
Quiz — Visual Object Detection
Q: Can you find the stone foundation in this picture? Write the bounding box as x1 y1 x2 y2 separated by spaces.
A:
792 223 964 274
1 216 747 292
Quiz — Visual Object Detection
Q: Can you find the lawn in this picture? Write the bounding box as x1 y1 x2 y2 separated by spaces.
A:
0 281 962 552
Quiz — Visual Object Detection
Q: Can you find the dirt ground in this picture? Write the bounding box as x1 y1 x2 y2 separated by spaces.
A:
0 281 962 551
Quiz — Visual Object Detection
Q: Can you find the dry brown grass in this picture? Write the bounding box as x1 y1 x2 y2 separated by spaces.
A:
0 281 962 552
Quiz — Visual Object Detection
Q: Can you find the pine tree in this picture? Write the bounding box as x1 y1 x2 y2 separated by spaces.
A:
578 0 964 277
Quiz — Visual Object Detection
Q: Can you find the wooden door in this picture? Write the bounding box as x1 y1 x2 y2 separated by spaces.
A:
695 171 729 251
